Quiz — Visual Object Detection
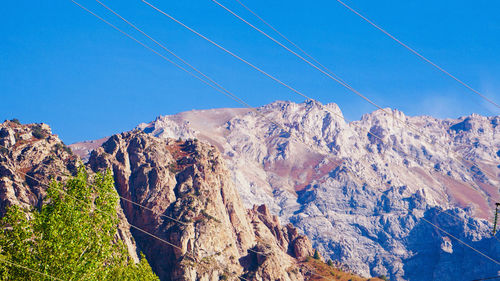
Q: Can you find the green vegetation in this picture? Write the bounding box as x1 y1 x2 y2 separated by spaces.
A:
54 143 73 155
304 258 381 281
327 259 334 267
31 125 46 139
313 249 321 260
378 275 389 281
0 167 158 280
9 119 21 125
200 209 221 223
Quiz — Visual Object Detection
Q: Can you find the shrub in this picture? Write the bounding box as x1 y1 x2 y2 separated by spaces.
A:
313 249 320 260
327 259 334 267
10 118 21 125
32 125 46 139
378 275 390 281
55 143 73 155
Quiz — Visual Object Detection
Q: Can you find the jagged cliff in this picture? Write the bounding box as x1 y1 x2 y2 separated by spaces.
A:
1 121 350 281
87 131 316 280
124 100 500 280
0 121 140 262
0 121 77 215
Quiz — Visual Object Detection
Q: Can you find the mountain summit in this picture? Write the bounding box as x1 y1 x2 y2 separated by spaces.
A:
128 100 499 280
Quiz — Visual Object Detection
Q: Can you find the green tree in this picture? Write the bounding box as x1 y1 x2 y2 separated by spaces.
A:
313 249 321 260
0 167 158 280
9 119 21 125
378 275 390 281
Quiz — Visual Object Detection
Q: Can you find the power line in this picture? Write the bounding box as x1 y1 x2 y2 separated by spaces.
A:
230 0 500 187
334 0 500 111
97 0 495 237
145 0 496 213
211 0 381 109
209 0 499 183
66 4 381 278
103 0 493 236
69 0 500 272
436 209 500 244
0 256 64 281
0 147 266 281
119 196 187 226
70 0 243 108
233 0 347 84
341 165 500 267
1 155 191 257
0 8 492 280
420 216 500 265
138 0 390 147
90 0 387 148
94 0 253 112
90 0 290 136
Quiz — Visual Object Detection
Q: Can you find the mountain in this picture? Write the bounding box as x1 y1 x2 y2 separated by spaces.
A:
113 100 499 280
86 131 317 280
1 121 374 281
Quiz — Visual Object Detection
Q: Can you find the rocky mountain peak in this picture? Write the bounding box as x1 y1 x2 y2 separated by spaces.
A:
88 130 318 280
112 100 499 280
0 121 77 215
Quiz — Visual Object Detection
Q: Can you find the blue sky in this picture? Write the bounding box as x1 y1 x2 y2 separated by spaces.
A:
1 0 499 143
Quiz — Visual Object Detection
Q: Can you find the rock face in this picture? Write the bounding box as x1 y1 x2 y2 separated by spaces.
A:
0 121 78 215
1 122 324 280
69 137 108 162
87 131 315 280
0 121 140 262
127 100 500 280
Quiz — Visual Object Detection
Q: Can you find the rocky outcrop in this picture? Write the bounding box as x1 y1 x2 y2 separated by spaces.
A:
248 205 314 260
0 121 140 263
0 121 371 280
0 121 78 215
69 137 108 162
88 131 315 280
127 100 500 280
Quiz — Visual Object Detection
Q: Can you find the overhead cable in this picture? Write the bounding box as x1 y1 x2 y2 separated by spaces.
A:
334 0 500 110
145 0 497 192
0 257 64 281
70 0 500 270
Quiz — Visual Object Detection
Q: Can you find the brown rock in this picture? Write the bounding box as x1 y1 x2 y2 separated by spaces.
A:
89 131 312 280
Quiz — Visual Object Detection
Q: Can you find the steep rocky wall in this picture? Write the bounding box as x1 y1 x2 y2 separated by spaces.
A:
1 121 374 281
130 100 500 280
87 131 315 280
0 121 139 262
0 121 77 215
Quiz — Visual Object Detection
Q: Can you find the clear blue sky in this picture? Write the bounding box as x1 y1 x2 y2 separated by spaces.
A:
1 0 499 143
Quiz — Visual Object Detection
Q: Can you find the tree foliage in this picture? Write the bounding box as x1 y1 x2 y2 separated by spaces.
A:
0 167 158 280
313 249 321 260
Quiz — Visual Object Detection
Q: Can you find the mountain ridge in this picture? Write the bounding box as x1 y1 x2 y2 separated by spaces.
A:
70 100 500 280
2 121 367 280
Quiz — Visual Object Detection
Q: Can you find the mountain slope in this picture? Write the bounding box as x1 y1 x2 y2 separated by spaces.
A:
127 100 500 280
87 131 318 280
3 121 359 280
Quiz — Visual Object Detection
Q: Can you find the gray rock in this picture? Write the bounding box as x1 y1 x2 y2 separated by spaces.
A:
123 100 500 280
